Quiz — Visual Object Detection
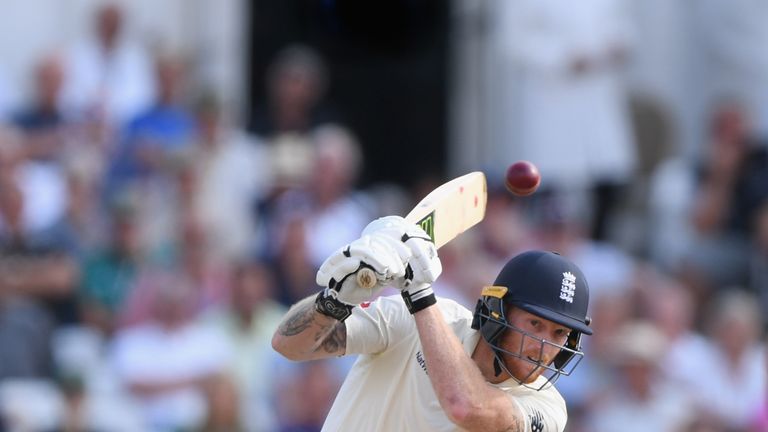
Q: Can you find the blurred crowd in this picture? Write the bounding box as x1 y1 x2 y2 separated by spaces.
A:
0 1 766 432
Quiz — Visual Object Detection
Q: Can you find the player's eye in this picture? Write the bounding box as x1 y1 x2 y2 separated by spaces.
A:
554 328 568 338
529 319 541 328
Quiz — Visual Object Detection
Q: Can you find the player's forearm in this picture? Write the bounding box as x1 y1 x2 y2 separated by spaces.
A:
272 295 347 361
414 306 520 431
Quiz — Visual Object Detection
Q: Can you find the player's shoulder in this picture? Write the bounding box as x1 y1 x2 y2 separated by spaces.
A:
436 296 473 318
369 293 407 308
357 294 472 318
357 294 472 321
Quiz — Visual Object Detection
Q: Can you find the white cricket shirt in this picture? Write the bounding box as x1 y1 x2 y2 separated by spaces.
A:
321 295 568 432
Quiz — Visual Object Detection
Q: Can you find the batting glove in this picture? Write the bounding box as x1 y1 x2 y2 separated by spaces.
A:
362 216 442 314
315 233 411 321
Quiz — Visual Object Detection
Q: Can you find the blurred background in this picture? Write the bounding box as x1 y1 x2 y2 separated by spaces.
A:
0 0 765 431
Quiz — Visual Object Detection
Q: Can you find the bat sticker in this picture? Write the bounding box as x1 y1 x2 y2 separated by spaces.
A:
417 212 435 242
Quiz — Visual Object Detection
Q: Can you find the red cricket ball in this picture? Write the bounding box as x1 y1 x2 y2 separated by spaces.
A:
505 160 541 196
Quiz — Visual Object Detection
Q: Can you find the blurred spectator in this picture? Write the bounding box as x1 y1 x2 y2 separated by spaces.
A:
62 2 155 128
642 276 710 387
0 379 65 431
52 162 108 257
190 93 273 262
12 53 115 245
109 272 233 431
14 54 109 245
455 185 535 306
752 386 768 432
646 149 698 274
587 321 694 432
0 296 56 379
174 218 231 311
751 201 768 327
0 139 78 324
251 44 339 138
13 54 70 162
680 101 768 297
529 192 637 302
204 260 286 432
559 287 634 431
284 125 371 267
48 374 93 432
105 53 195 196
675 290 766 430
0 60 16 120
118 217 231 327
1 111 70 244
265 124 373 304
200 374 241 432
491 0 637 241
253 44 342 199
269 215 317 306
0 132 74 380
103 52 197 259
78 196 142 336
694 0 768 138
274 360 346 432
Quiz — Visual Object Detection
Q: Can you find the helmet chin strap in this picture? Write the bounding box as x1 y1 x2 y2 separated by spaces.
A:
493 352 503 377
491 348 522 383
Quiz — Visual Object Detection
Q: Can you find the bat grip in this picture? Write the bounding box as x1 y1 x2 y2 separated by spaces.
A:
355 264 378 289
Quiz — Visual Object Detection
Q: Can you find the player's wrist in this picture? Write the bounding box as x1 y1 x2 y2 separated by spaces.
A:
315 288 354 322
401 285 436 314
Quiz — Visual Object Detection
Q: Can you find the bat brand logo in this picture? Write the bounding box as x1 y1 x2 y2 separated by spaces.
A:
417 212 435 242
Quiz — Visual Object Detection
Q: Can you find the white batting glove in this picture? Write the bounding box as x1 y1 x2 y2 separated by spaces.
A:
362 216 442 314
314 233 411 321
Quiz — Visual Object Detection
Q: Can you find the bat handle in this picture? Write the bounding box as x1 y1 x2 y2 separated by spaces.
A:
356 265 378 289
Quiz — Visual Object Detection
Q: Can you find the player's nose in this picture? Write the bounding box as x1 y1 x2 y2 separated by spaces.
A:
523 341 558 363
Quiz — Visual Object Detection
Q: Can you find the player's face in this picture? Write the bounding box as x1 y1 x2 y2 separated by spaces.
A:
498 307 571 383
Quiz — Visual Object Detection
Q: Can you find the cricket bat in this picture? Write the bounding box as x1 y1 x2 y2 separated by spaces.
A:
356 171 488 288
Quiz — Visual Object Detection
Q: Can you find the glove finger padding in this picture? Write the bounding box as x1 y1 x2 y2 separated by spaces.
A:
362 215 410 237
404 236 442 287
316 234 411 306
364 215 442 314
348 234 409 280
316 244 361 288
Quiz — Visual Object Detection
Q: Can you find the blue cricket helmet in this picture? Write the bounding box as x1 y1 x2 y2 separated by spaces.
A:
472 250 592 385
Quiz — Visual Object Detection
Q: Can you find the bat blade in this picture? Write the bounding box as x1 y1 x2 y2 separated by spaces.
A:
404 171 487 248
356 171 487 288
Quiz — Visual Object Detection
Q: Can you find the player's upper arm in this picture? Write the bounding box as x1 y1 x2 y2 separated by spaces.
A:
344 295 414 355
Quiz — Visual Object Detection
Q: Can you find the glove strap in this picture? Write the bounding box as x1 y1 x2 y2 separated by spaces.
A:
315 288 354 322
401 286 436 314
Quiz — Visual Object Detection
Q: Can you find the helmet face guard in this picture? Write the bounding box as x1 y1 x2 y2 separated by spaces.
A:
472 294 585 390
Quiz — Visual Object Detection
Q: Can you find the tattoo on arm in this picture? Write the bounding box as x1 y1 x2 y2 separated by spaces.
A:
320 322 347 353
277 303 315 336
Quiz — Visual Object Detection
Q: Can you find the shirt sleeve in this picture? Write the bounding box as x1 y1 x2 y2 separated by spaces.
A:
344 295 415 355
511 389 568 432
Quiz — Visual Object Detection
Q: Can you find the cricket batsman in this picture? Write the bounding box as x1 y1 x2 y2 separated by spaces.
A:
272 215 592 431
